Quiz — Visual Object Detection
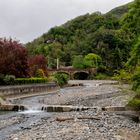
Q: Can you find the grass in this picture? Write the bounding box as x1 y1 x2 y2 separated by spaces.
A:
127 98 140 111
93 73 111 80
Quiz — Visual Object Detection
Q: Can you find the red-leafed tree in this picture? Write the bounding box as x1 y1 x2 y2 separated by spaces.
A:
0 38 29 78
28 54 47 76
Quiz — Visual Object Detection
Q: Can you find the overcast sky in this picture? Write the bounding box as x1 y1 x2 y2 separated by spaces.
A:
0 0 133 43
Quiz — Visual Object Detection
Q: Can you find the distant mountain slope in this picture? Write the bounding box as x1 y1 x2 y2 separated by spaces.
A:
26 3 131 71
106 4 129 18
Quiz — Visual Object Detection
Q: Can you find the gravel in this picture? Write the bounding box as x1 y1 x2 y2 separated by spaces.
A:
9 110 140 140
0 80 140 140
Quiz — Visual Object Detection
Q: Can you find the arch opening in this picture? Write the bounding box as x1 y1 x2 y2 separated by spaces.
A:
73 72 89 80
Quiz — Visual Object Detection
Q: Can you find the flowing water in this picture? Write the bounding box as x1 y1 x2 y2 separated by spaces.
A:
0 94 55 140
0 80 119 140
0 82 88 139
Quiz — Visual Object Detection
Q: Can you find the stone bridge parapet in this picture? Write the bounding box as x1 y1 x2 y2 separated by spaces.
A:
48 68 97 79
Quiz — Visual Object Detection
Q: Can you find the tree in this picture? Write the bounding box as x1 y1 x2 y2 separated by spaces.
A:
84 53 102 68
122 0 140 36
122 0 140 68
28 54 47 76
0 38 29 78
72 55 85 69
127 36 140 68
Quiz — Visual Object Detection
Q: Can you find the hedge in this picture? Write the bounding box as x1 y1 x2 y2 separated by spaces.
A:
15 77 48 85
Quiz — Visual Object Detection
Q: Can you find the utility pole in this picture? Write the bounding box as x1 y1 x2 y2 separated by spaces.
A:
57 58 59 70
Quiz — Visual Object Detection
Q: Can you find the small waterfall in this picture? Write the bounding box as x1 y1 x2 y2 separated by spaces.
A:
19 104 44 114
18 101 45 114
19 109 43 114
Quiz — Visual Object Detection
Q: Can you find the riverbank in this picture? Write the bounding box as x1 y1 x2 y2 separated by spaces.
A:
0 82 59 99
0 80 140 140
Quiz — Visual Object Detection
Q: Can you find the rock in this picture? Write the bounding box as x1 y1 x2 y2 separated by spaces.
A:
13 138 18 140
42 134 47 138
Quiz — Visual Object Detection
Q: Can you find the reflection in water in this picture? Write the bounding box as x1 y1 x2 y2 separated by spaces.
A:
0 111 14 115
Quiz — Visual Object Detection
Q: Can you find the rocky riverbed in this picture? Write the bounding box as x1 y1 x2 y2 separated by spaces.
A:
0 80 140 140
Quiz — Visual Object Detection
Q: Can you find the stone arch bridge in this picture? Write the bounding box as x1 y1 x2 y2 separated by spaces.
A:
48 68 97 80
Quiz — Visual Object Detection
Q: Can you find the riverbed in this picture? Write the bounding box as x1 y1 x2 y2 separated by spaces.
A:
0 80 140 140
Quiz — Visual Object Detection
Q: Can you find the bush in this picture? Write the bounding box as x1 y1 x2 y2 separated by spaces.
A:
131 67 140 91
93 73 110 80
127 98 140 111
84 53 102 68
72 55 85 69
47 76 56 82
54 73 69 86
15 77 48 85
34 69 45 78
128 67 140 111
112 69 132 83
0 74 15 85
3 75 15 85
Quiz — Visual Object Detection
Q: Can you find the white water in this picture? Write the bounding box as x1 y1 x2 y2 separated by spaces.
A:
13 95 47 114
19 109 43 114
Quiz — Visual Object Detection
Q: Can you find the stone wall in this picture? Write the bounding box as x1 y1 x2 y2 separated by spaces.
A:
0 104 25 111
0 82 59 98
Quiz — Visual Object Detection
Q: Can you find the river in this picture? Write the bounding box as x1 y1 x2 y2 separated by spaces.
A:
0 80 139 140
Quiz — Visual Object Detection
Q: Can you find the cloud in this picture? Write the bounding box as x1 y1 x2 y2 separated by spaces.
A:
0 0 133 43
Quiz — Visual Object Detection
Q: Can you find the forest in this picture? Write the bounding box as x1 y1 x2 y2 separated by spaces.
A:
26 0 139 79
26 3 130 71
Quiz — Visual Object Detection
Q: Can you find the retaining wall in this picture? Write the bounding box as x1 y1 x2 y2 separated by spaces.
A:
0 82 59 98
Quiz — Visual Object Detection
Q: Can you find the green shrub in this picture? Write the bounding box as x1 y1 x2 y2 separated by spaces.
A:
84 53 102 68
3 75 15 85
47 76 56 81
54 73 69 86
72 55 85 69
15 77 48 85
94 73 110 80
112 69 132 82
127 98 140 111
34 69 45 78
131 67 140 91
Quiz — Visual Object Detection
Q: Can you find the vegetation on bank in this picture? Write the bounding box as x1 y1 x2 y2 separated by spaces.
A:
121 0 140 110
0 38 48 85
54 73 69 86
15 77 48 85
0 74 48 85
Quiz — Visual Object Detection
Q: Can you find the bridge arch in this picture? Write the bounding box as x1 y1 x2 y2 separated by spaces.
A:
73 71 89 80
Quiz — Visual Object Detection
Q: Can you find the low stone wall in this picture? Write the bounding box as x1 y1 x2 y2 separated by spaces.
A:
0 82 59 98
41 105 97 112
40 105 131 112
102 106 126 111
0 104 25 111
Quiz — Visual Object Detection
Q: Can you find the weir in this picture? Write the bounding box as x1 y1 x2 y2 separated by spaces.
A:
0 104 26 111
